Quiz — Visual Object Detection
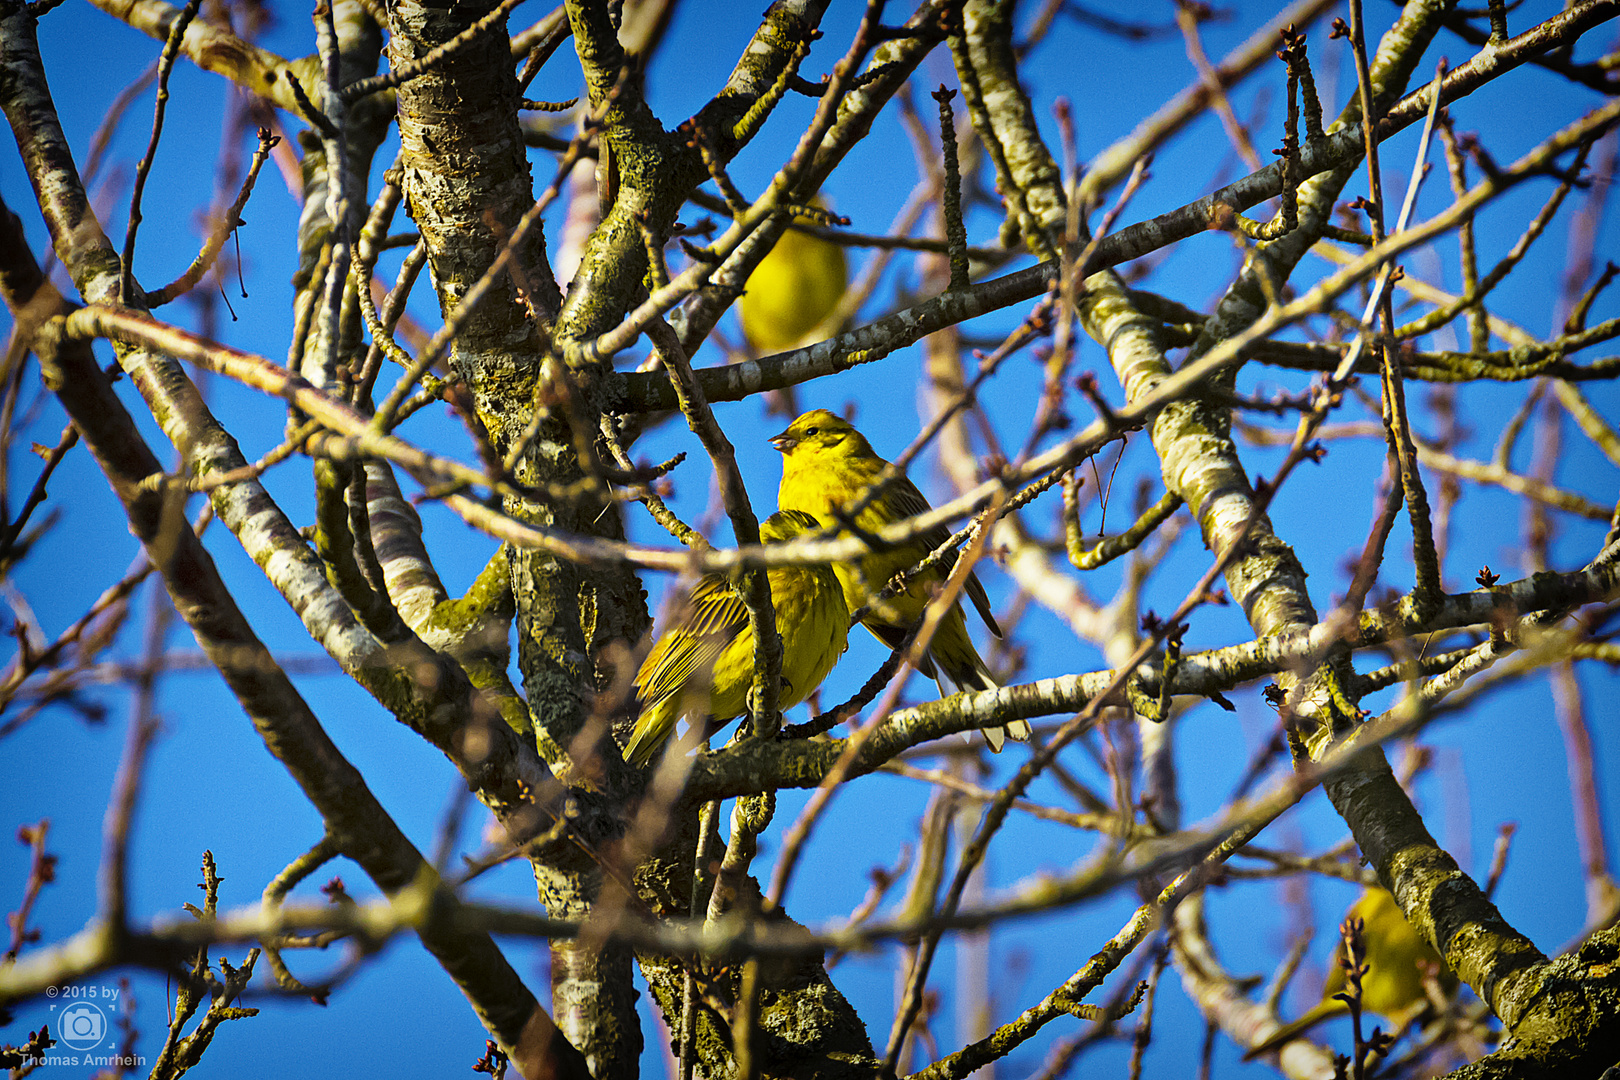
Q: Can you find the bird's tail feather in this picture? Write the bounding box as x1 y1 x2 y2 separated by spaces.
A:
624 696 678 768
866 610 1032 752
931 616 1031 752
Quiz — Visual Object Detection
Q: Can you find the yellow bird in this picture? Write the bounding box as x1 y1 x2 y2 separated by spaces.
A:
1244 887 1455 1060
771 409 1031 751
738 207 848 354
623 510 849 768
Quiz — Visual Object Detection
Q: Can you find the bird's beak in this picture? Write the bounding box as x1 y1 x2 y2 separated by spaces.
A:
769 431 794 452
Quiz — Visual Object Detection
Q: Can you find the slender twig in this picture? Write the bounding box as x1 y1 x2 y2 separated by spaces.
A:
678 799 720 1080
121 0 202 305
146 128 278 307
4 821 54 963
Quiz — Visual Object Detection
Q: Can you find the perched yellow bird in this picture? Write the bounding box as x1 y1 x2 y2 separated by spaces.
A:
1244 887 1455 1060
738 206 848 354
771 409 1031 751
623 510 849 768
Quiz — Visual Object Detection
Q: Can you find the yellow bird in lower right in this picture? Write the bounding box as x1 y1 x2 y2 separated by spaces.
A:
1244 887 1456 1060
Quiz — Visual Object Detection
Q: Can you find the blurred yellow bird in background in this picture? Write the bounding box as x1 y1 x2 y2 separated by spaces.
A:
738 206 848 355
623 510 849 768
1244 887 1455 1060
771 410 1031 751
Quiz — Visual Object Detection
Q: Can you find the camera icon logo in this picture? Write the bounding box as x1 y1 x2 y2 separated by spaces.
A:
59 1002 106 1051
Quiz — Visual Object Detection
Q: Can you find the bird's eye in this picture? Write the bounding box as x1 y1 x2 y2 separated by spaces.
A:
805 427 819 437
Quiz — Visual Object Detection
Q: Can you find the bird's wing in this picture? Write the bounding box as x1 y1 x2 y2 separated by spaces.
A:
684 574 751 638
887 478 1004 638
636 576 749 704
882 476 939 538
